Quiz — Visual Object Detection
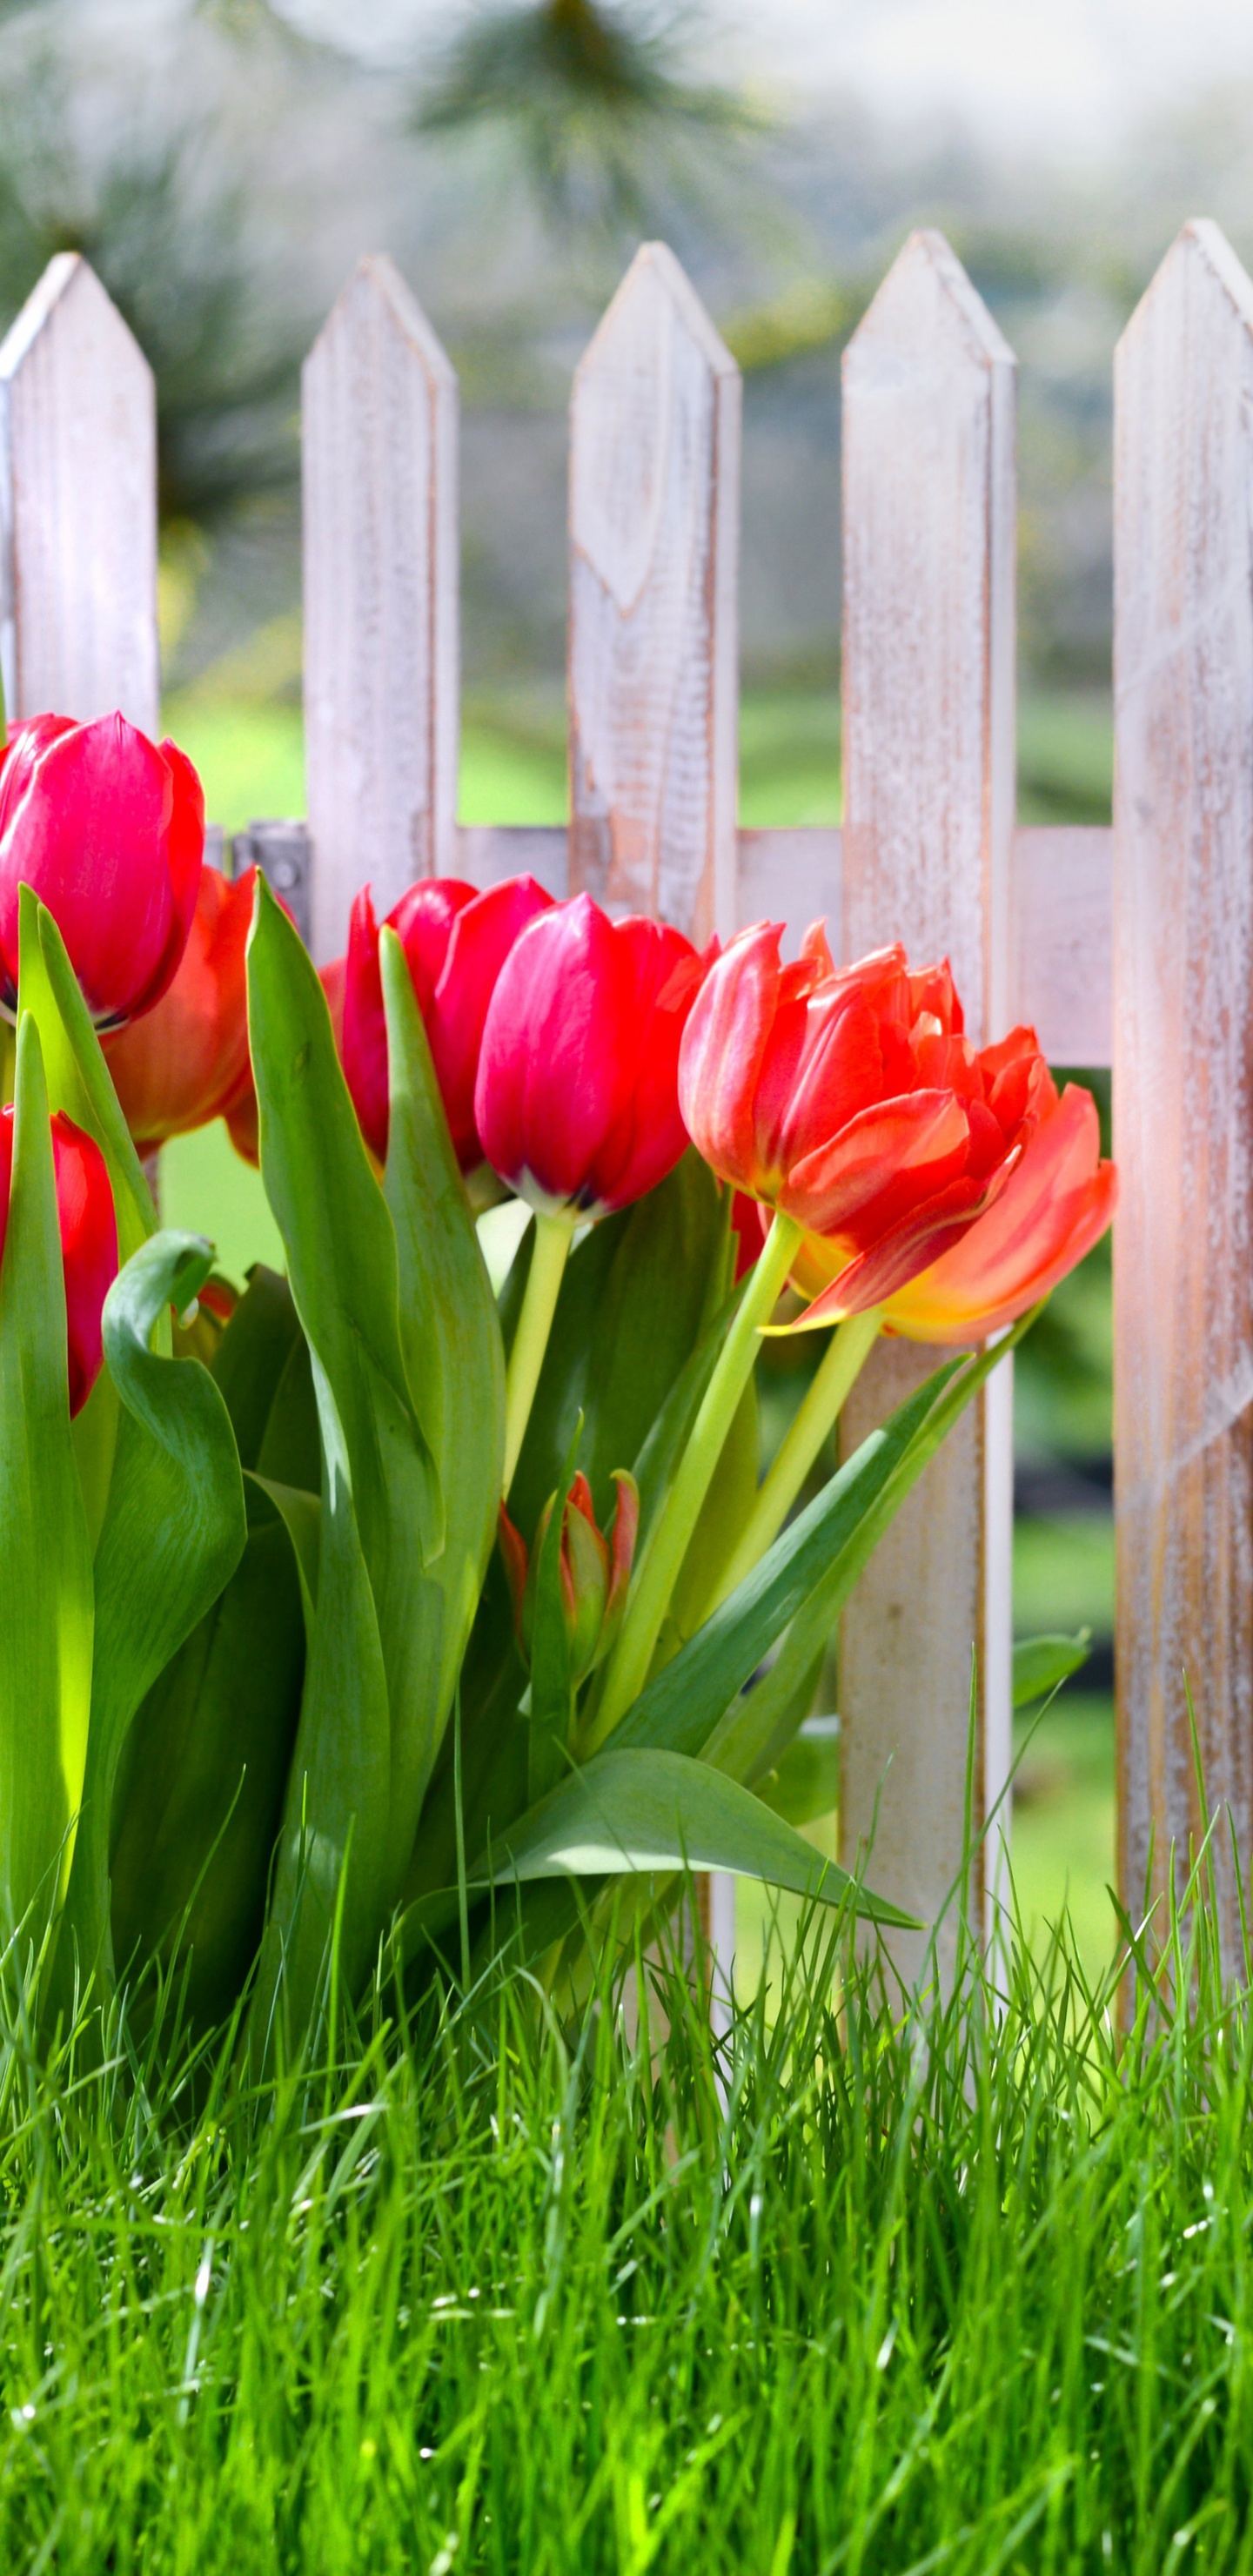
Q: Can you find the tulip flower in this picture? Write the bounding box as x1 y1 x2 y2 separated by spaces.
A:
102 866 256 1155
596 925 1114 1744
499 1470 640 1690
342 874 553 1170
476 893 705 1221
789 1070 1116 1344
476 892 708 1495
679 924 1052 1322
0 1103 118 1414
0 714 204 1029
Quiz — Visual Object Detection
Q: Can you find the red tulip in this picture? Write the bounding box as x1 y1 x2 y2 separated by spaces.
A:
342 874 553 1170
499 1469 639 1687
790 1072 1116 1340
102 866 255 1155
0 1104 118 1414
0 714 204 1029
679 923 1066 1318
475 893 707 1218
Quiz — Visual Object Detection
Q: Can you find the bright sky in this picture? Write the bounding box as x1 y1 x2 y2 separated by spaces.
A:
283 0 1253 161
734 0 1253 155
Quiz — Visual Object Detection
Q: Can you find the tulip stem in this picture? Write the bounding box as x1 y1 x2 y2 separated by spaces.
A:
708 1305 883 1613
587 1209 802 1748
502 1210 575 1495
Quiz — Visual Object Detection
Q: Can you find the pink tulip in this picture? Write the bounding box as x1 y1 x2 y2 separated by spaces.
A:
0 1104 118 1414
475 893 707 1218
341 875 553 1169
0 714 204 1028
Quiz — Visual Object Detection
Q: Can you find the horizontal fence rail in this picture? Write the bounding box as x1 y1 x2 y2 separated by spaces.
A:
0 215 1242 1972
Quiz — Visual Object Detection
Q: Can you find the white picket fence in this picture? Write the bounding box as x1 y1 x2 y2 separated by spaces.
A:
1 221 1246 1972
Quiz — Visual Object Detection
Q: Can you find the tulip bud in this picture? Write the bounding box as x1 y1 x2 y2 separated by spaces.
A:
475 893 708 1219
0 1104 119 1414
341 873 553 1170
0 714 204 1029
499 1469 639 1689
102 865 256 1154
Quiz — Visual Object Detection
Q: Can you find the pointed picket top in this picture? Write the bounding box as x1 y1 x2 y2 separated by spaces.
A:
1114 218 1253 1961
302 254 459 963
568 241 740 946
838 229 1017 1982
842 227 1015 1038
0 253 158 733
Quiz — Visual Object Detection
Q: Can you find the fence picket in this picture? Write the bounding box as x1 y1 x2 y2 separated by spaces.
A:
303 255 458 963
568 242 740 947
0 254 158 733
838 231 1017 1975
1114 220 1253 1958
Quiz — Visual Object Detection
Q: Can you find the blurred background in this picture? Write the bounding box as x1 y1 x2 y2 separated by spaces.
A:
9 0 1251 1975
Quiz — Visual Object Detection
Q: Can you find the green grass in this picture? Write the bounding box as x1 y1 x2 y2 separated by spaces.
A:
3 1880 1252 2571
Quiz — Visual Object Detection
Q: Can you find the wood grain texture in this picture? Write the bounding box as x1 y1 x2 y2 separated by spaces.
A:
1013 827 1112 1067
839 230 1017 1972
1114 219 1253 1955
303 255 458 963
0 254 158 732
568 243 740 945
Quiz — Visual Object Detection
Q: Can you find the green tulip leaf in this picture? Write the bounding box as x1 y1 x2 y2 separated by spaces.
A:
619 1318 1036 1780
209 1265 308 1471
246 879 438 2032
109 1484 306 2027
507 1150 727 1541
52 1231 248 2008
379 926 506 1874
407 1746 916 1945
17 888 156 1263
0 1014 94 1946
248 1474 321 1639
17 889 160 1553
1012 1629 1092 1708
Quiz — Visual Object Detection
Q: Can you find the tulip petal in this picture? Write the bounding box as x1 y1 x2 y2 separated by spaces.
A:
475 892 639 1209
580 917 705 1212
677 920 786 1195
341 886 389 1162
881 1084 1116 1344
781 1088 972 1237
0 714 201 1027
102 864 254 1151
124 737 206 1019
429 875 553 1170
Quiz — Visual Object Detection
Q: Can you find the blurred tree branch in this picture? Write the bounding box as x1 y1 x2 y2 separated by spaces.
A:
412 0 760 236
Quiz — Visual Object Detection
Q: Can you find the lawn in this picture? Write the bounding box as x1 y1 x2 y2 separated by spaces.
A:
3 1892 1250 2570
161 686 1118 1988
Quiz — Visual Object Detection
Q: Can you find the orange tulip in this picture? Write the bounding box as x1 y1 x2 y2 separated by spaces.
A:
790 1070 1115 1341
103 864 255 1155
680 922 1060 1319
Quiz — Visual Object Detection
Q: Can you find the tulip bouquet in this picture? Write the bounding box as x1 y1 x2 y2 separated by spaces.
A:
0 711 1115 2051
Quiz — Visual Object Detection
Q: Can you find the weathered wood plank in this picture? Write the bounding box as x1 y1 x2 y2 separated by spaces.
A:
568 242 740 946
1114 219 1253 1958
303 254 458 963
0 254 158 731
838 229 1017 1976
1013 826 1112 1066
